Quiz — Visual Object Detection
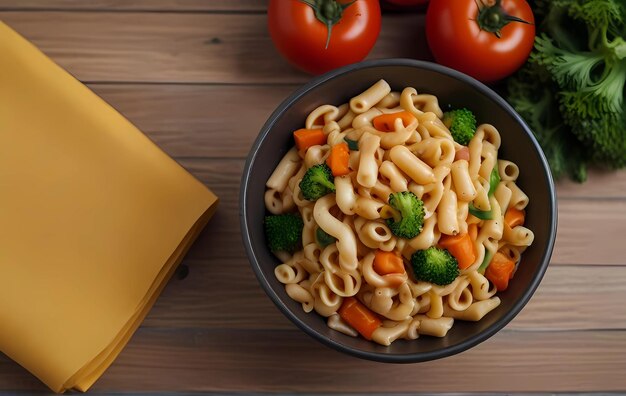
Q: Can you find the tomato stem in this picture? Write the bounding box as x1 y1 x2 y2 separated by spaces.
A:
300 0 357 49
475 0 531 38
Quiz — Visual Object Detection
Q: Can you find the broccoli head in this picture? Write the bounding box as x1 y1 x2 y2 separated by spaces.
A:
411 247 460 286
299 164 335 201
510 0 626 179
264 213 303 253
385 191 425 239
507 63 589 181
443 108 477 146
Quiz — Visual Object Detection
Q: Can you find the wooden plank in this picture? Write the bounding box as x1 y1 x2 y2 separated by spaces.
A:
0 0 268 12
558 170 626 199
0 12 428 83
88 84 295 159
146 258 626 331
511 265 626 330
552 199 626 266
92 329 626 393
2 329 624 392
83 84 626 198
175 158 626 265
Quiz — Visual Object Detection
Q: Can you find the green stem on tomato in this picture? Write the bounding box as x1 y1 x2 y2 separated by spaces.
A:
300 0 357 49
476 0 531 38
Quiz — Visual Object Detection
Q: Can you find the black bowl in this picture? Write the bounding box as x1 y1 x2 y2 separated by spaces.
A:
240 59 557 362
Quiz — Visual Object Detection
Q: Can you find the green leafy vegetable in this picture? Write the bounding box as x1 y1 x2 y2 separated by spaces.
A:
264 213 304 253
344 137 359 151
411 247 460 286
507 0 626 182
478 250 495 274
299 163 336 201
315 227 337 248
489 167 500 196
385 191 425 239
442 108 477 146
469 203 493 220
468 167 500 220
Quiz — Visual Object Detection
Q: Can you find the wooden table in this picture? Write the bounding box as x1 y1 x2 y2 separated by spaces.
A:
1 1 626 393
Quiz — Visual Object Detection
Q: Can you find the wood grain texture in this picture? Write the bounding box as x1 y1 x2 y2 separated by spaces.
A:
145 259 626 331
0 12 429 84
82 84 626 199
1 4 626 393
172 157 626 265
88 82 626 196
0 0 268 12
2 329 624 393
90 329 626 393
89 84 295 158
552 199 626 266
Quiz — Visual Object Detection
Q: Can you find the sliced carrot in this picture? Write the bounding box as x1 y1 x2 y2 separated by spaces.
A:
438 233 476 270
293 128 326 151
468 223 478 242
455 146 470 162
338 297 382 340
372 111 417 132
485 252 516 291
326 142 351 176
504 207 526 228
373 250 405 276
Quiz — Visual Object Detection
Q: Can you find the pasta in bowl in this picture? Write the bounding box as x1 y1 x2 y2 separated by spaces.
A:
241 59 556 361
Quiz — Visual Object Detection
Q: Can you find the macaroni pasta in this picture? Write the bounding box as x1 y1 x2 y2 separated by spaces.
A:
264 80 534 346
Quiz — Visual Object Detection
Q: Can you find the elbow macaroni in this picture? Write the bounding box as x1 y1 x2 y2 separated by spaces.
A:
264 80 534 346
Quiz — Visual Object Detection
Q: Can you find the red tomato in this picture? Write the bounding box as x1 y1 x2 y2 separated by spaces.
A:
426 0 535 83
268 0 381 75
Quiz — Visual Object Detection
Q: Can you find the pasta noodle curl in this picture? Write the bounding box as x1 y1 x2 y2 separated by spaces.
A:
265 80 534 346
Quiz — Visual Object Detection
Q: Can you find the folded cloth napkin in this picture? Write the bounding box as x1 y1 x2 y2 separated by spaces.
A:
0 22 218 392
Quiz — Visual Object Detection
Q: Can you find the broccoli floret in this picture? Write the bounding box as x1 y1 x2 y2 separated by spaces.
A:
569 112 626 170
385 191 425 239
411 247 460 286
507 0 626 181
561 97 626 169
299 164 335 201
443 108 477 145
507 63 589 182
264 213 303 253
315 227 337 248
533 29 626 169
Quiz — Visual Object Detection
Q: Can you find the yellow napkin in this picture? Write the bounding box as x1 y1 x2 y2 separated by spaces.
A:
0 22 218 392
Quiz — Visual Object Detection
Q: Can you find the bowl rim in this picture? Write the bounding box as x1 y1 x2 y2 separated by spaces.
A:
240 58 557 363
